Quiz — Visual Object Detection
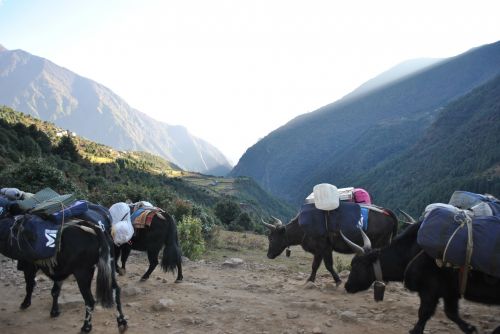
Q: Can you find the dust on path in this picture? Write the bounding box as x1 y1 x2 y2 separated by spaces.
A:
0 247 498 334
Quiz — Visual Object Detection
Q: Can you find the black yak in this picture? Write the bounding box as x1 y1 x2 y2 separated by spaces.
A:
263 205 397 285
344 221 500 334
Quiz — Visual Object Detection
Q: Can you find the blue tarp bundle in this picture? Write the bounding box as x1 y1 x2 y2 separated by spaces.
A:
0 197 11 219
298 201 363 237
449 191 500 215
74 202 111 232
418 207 500 278
51 200 89 224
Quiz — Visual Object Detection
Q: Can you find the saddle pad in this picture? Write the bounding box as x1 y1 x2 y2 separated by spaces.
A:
298 201 362 237
132 209 160 229
130 207 145 222
418 207 500 278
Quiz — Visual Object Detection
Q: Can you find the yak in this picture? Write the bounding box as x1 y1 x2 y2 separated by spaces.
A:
263 205 398 286
114 210 183 282
343 221 500 334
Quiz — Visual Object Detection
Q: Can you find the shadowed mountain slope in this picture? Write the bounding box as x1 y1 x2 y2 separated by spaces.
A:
231 41 500 208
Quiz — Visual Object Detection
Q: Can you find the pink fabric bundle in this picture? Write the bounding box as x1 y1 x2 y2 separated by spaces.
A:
353 188 371 205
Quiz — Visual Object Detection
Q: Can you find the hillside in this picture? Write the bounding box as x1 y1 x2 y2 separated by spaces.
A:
356 74 500 215
0 46 232 175
0 106 295 228
231 41 500 210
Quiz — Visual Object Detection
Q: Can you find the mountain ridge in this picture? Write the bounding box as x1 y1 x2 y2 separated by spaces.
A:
231 41 500 209
0 47 232 175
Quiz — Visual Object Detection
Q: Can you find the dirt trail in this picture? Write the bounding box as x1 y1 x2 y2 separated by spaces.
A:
0 248 498 334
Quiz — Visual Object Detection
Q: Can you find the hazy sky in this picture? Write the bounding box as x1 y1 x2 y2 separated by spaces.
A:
1 0 500 164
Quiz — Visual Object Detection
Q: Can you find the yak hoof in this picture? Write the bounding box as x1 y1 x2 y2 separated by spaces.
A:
175 279 183 283
50 309 61 318
139 276 149 282
335 280 342 287
80 323 92 333
20 301 31 310
117 268 126 276
465 325 477 334
117 316 128 333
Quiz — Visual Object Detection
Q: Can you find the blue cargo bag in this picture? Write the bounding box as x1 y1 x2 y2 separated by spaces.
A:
418 207 500 278
298 201 362 237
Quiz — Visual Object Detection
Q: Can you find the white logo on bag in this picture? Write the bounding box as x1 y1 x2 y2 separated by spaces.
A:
45 229 58 248
98 220 105 231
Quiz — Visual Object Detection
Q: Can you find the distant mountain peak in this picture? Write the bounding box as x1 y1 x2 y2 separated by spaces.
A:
0 44 7 52
0 46 232 175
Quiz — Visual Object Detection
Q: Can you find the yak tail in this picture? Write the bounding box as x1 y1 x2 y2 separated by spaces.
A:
161 213 182 273
91 224 114 308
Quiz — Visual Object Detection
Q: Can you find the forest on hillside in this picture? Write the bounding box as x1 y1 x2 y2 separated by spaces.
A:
0 106 295 246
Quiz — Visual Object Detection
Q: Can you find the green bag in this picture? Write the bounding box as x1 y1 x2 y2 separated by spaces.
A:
16 187 60 211
31 194 77 216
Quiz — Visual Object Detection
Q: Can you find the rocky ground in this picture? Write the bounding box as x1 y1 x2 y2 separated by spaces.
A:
0 243 498 334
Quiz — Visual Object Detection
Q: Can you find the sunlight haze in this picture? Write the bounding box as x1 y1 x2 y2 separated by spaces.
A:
1 0 500 164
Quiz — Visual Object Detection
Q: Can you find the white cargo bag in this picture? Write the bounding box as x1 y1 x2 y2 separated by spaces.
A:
109 202 134 246
338 187 354 201
305 192 315 204
313 183 339 211
471 202 493 217
4 188 23 200
112 220 134 246
424 203 460 218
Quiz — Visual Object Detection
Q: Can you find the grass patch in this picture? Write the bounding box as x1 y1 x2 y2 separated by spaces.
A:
203 229 353 277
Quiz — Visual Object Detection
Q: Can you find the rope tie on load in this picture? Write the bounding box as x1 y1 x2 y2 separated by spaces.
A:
442 211 473 296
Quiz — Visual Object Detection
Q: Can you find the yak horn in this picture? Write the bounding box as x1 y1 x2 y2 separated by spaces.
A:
360 228 372 250
398 209 416 224
271 216 283 226
261 218 276 230
340 230 365 255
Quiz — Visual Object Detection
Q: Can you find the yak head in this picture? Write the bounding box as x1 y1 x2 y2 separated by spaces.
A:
345 249 380 293
340 228 379 294
262 217 288 259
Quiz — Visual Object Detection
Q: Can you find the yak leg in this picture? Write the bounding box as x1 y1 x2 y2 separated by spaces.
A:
175 260 183 283
116 245 131 276
410 292 439 334
19 261 37 309
111 272 128 332
74 268 96 333
323 252 342 286
114 245 122 274
50 281 63 317
307 254 323 282
443 295 477 333
140 248 159 281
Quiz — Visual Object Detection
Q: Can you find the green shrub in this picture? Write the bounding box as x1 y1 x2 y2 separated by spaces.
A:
214 199 241 225
177 215 205 260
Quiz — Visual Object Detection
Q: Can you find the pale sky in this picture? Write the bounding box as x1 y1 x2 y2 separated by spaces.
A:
1 0 500 164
